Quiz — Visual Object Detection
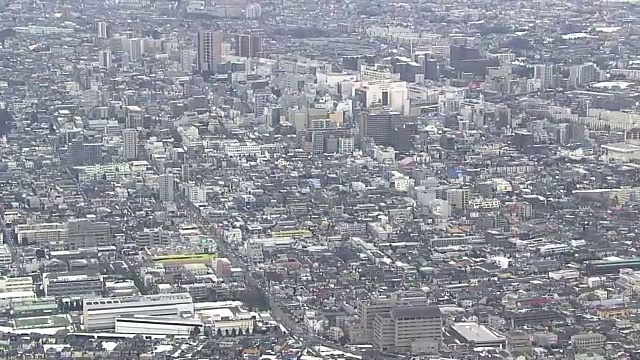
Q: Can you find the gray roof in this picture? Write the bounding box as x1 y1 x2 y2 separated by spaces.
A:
391 305 441 319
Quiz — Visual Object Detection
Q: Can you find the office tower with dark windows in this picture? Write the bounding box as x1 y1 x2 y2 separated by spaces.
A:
358 110 402 147
235 33 263 58
424 59 440 81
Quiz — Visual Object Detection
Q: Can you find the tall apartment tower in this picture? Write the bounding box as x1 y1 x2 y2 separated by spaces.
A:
123 129 138 160
125 38 144 61
180 50 194 72
96 21 108 39
197 29 223 73
533 64 554 90
98 50 112 68
158 174 175 202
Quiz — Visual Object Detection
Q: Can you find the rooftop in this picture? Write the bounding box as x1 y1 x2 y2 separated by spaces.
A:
451 322 505 344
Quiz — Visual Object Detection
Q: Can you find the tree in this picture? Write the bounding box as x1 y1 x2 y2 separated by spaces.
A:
189 327 201 338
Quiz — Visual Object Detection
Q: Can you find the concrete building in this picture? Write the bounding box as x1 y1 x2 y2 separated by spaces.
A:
96 21 108 39
447 188 471 210
133 228 166 247
568 63 601 89
68 138 102 166
358 293 431 341
123 38 144 61
66 219 112 249
16 223 67 246
195 301 256 336
353 80 409 115
158 173 175 202
180 49 194 72
372 305 442 354
450 322 506 349
0 244 11 266
0 276 34 293
571 333 606 350
43 272 103 297
601 142 640 162
506 331 533 353
98 50 112 68
122 129 138 160
358 110 402 147
197 29 223 72
533 64 554 90
235 33 262 58
83 293 195 330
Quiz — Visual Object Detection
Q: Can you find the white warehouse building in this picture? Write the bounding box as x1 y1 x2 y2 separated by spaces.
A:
83 293 194 330
115 315 204 336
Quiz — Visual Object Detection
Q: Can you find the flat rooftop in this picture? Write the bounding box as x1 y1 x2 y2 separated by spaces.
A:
602 142 640 152
451 322 505 343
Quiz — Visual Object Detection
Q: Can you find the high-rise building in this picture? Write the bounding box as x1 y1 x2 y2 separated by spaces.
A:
96 21 108 39
180 50 194 72
245 3 262 19
181 164 190 182
447 188 471 210
126 38 144 61
358 110 402 147
253 91 271 116
98 50 112 68
125 106 143 128
123 129 138 160
533 64 554 90
568 63 601 89
158 173 175 202
235 34 262 58
424 59 440 81
197 29 223 73
352 80 409 115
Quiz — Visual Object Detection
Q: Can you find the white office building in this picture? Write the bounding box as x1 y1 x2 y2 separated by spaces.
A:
16 223 67 245
96 21 108 39
0 244 11 266
0 276 34 293
83 293 194 330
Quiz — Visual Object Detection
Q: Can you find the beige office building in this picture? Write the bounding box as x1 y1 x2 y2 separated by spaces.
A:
373 305 442 354
358 293 430 340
